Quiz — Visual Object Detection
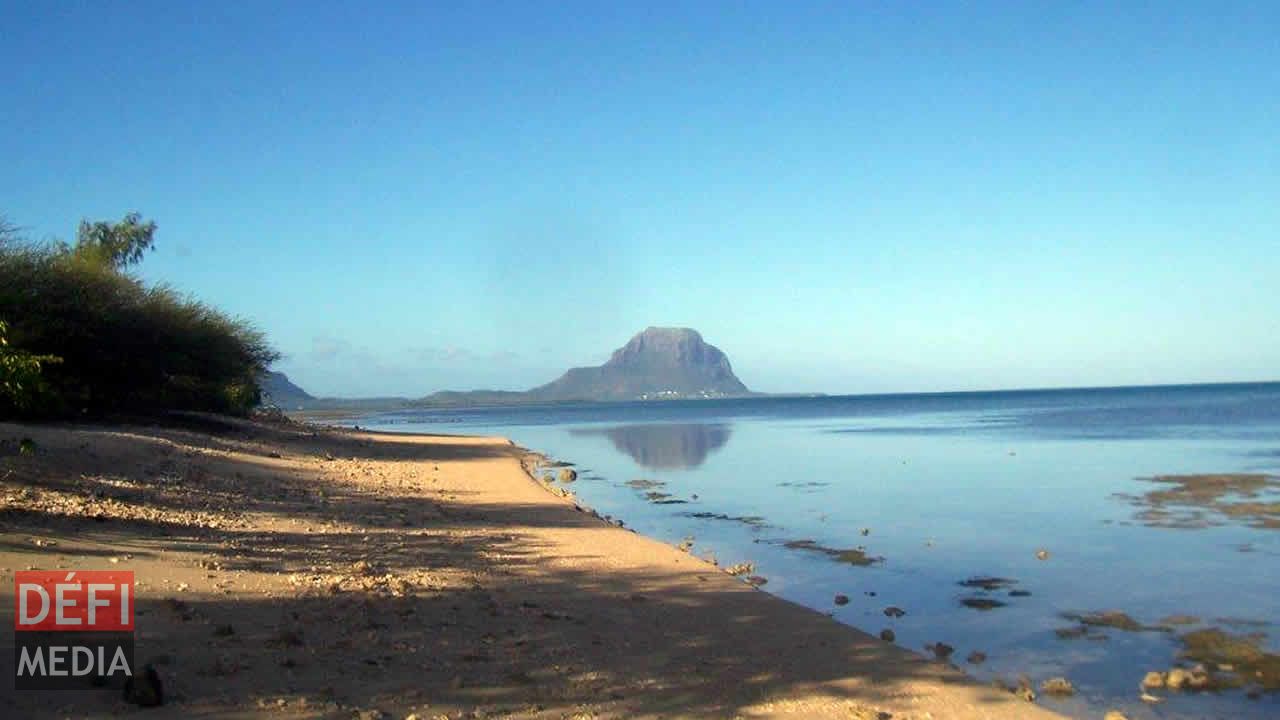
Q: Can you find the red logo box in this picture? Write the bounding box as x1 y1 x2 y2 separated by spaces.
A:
14 571 134 632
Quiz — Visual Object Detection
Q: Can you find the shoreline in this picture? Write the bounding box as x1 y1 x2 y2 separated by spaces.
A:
1 415 1066 719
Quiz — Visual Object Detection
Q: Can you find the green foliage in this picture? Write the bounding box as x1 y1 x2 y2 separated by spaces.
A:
0 320 61 413
74 212 157 269
18 437 36 456
0 222 278 419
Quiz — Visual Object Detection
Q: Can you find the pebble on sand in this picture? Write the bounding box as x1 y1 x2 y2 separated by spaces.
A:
926 642 954 661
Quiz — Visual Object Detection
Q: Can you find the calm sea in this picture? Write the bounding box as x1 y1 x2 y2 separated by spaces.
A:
351 382 1280 719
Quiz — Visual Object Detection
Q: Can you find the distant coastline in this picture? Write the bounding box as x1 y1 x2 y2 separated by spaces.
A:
279 379 1277 416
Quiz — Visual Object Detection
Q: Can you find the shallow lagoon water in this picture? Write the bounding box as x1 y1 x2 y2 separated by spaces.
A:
354 383 1280 719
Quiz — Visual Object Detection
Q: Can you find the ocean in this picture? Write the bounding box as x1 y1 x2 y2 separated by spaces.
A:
349 382 1280 719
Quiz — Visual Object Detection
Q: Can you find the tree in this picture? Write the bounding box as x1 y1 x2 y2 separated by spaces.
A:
75 212 157 268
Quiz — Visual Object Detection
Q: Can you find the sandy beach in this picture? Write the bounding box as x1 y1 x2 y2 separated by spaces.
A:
1 415 1067 719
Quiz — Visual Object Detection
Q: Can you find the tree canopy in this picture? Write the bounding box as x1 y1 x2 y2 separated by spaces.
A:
74 211 157 268
0 212 277 418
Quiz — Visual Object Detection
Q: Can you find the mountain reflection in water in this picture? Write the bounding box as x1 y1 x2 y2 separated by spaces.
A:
572 423 732 469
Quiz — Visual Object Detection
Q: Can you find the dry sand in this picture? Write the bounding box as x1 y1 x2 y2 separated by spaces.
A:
0 416 1067 719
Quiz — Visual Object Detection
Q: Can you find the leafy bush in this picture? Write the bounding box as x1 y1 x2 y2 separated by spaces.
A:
0 219 278 419
0 320 61 413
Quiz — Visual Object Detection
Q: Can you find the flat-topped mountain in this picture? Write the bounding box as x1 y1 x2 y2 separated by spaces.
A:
416 327 753 405
262 328 754 409
528 327 750 401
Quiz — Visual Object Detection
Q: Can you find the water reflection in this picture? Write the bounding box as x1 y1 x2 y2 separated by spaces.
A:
573 423 732 469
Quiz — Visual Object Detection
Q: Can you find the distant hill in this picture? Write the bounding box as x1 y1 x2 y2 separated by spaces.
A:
259 371 313 408
419 327 753 405
257 371 410 412
528 327 750 401
263 328 755 411
417 390 531 406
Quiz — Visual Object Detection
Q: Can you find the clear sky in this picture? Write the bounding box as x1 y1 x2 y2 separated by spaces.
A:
3 2 1277 397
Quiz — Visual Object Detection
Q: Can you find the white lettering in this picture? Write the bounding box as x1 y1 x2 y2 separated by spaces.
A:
47 646 67 676
55 582 81 626
16 646 46 676
107 646 132 676
120 582 130 625
87 583 113 626
17 583 50 625
72 646 95 676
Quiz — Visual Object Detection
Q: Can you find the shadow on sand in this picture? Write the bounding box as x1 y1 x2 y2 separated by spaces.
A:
0 418 1036 719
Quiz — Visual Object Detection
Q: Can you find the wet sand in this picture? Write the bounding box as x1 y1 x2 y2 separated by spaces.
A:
0 416 1066 719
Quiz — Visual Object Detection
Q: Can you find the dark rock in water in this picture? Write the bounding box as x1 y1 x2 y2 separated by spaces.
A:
833 594 850 606
680 511 769 529
957 576 1018 591
966 651 987 664
1040 677 1075 696
782 539 883 567
1118 473 1280 530
1179 627 1280 690
558 468 577 483
745 575 768 587
996 675 1037 702
926 642 955 661
1055 625 1090 639
1008 589 1032 597
879 629 896 642
1165 667 1193 689
123 664 164 707
642 490 687 504
883 606 906 618
1141 671 1166 689
961 596 1007 611
1061 610 1172 633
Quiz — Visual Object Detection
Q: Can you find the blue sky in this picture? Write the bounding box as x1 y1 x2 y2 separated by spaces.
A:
3 2 1277 397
